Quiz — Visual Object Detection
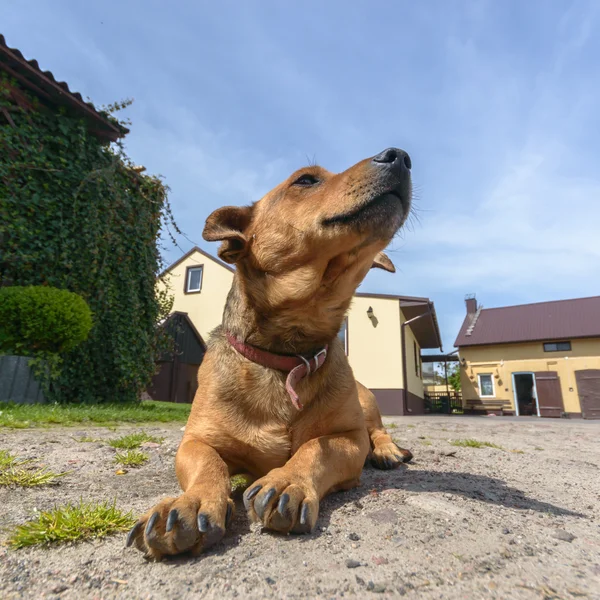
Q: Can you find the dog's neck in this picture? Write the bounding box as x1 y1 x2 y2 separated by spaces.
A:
222 273 348 355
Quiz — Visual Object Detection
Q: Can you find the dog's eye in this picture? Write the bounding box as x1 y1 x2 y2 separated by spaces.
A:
292 174 319 187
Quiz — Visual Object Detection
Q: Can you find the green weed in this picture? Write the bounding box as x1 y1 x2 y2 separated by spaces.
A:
8 500 135 548
114 450 149 467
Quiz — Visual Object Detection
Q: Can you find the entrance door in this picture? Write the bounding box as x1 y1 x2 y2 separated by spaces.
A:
534 371 565 418
575 370 600 419
512 373 538 416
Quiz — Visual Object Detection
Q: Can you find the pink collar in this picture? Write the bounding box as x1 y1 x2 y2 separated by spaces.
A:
226 332 328 411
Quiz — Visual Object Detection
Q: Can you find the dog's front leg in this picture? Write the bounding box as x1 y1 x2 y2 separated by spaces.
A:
127 437 233 559
243 428 369 534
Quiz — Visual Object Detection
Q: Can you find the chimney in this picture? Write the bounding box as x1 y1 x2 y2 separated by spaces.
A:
465 293 477 315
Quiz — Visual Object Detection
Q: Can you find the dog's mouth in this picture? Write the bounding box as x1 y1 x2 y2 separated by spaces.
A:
322 187 409 228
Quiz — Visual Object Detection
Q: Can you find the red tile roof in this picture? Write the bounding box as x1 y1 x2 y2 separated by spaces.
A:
0 34 127 142
454 296 600 348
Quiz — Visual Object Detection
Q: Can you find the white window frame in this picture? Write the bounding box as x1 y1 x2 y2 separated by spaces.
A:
478 373 495 398
337 317 348 355
186 266 203 293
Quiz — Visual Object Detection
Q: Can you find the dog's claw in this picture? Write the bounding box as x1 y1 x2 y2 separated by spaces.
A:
145 512 159 536
126 521 142 547
255 488 276 519
276 493 290 516
226 503 233 528
243 484 263 511
197 513 209 533
300 502 309 526
165 509 178 533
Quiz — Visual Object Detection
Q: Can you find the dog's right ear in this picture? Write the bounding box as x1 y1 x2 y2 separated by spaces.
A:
202 205 253 264
371 251 395 273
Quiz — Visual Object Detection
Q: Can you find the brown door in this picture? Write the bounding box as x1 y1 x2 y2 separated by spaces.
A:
534 371 564 418
575 370 600 419
147 361 174 402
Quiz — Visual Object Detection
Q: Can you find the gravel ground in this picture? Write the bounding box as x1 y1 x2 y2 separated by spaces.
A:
0 416 599 600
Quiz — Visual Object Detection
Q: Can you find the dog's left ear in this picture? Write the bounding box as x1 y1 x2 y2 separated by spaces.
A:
371 251 395 273
202 205 253 264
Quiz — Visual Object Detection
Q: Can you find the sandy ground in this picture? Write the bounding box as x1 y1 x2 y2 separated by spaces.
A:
0 416 599 600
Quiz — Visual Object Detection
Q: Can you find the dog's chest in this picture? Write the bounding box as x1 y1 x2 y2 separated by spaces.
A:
244 421 292 467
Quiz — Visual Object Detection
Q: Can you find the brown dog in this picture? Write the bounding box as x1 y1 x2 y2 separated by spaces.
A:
128 147 414 559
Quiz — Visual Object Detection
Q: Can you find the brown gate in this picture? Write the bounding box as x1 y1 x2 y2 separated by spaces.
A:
575 370 600 419
534 371 564 418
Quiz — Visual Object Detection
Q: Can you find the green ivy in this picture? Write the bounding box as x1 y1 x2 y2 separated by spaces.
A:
0 76 175 403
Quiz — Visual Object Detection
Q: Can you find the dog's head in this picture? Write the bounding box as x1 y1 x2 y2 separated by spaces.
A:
203 148 412 336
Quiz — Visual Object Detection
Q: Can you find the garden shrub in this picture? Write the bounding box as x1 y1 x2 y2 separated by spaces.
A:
0 285 92 355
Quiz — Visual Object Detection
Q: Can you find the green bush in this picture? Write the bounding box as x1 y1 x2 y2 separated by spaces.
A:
0 286 93 355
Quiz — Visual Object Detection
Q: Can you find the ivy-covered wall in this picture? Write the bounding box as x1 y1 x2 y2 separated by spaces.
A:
0 78 173 403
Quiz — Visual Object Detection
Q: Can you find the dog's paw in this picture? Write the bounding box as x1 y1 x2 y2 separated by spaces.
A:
243 469 319 534
126 494 234 560
370 441 413 470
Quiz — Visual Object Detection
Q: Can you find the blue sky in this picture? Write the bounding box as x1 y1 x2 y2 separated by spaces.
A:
4 0 600 350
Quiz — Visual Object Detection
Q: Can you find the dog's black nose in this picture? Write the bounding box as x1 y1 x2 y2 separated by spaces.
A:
372 147 411 171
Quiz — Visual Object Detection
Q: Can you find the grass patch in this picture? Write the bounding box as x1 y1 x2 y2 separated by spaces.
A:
114 449 149 467
406 424 415 429
534 447 544 451
384 423 398 429
0 449 28 470
510 449 525 454
7 500 135 549
108 431 164 449
231 473 253 495
420 439 432 446
72 435 99 443
450 439 504 450
0 400 190 429
0 449 67 487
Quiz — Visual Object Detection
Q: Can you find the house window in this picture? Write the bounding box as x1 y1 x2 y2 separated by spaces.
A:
337 318 348 355
478 374 495 397
543 341 571 352
185 266 203 293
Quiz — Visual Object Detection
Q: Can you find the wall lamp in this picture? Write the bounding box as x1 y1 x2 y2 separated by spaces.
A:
366 306 374 319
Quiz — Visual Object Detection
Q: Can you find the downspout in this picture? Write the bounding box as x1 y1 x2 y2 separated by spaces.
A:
400 311 430 415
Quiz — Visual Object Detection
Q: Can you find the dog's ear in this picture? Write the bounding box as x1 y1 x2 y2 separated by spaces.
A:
203 206 253 264
371 251 395 273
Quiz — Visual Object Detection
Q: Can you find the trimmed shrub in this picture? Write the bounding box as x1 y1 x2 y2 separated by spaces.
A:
0 286 93 355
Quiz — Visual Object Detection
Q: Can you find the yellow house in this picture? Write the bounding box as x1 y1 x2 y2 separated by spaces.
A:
157 247 234 341
156 247 442 415
455 295 600 419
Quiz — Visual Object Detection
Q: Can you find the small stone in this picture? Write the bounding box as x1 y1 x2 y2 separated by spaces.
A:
265 577 276 585
366 581 375 591
372 583 386 593
52 585 68 594
372 556 389 566
348 532 360 541
553 530 576 542
355 576 365 586
502 528 510 535
346 559 361 569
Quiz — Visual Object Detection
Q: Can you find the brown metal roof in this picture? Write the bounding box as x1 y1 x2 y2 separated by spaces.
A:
0 34 127 142
454 295 600 348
